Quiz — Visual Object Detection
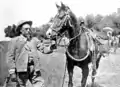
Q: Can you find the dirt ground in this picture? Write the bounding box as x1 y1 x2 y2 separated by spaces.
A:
62 48 120 87
1 43 120 87
37 46 120 87
41 47 120 87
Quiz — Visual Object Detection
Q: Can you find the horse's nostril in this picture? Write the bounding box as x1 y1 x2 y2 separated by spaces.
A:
48 33 51 35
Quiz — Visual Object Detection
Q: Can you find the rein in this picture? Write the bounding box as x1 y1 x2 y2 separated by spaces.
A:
66 30 90 61
56 27 90 62
50 13 90 61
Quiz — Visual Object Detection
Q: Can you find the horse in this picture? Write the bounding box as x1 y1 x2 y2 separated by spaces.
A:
46 2 102 87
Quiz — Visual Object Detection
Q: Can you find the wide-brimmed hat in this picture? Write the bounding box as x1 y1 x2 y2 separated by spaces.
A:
16 20 32 32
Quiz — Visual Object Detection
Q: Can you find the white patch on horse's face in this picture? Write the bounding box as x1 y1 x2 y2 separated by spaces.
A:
46 28 52 38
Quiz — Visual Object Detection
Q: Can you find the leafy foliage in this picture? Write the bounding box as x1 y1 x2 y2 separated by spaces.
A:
85 14 96 28
83 12 120 34
4 24 19 38
4 23 50 39
4 8 120 38
32 24 50 39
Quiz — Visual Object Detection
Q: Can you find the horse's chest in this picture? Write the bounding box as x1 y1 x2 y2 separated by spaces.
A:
69 46 88 60
79 36 88 50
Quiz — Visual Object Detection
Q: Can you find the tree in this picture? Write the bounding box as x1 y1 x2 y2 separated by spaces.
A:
112 15 120 29
4 23 51 39
94 14 103 23
85 14 96 28
4 24 18 38
32 23 50 39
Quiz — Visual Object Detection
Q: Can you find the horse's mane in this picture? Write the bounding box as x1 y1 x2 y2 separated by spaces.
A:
69 11 80 32
68 10 79 31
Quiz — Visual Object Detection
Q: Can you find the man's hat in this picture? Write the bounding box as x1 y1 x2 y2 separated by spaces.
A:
16 20 32 32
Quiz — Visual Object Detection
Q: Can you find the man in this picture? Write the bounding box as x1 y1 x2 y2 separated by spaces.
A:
6 20 53 87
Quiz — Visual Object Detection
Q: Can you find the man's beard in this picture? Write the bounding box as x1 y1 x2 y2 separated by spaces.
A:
26 34 32 41
23 33 32 41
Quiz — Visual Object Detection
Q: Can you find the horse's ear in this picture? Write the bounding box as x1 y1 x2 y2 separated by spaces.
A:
61 2 66 8
56 3 60 9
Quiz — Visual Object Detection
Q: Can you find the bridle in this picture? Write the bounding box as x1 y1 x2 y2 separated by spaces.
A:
49 10 83 48
48 10 91 62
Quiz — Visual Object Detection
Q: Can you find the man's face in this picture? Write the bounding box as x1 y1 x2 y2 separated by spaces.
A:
21 24 31 37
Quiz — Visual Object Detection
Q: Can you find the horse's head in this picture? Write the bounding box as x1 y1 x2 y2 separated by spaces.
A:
46 2 76 39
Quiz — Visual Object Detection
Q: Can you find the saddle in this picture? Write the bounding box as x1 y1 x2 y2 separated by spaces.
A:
85 32 96 52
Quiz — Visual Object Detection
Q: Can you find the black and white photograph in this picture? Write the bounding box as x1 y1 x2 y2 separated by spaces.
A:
0 0 120 87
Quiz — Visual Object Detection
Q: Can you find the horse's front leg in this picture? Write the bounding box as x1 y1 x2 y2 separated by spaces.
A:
91 51 97 86
81 65 89 87
114 42 118 53
67 61 74 87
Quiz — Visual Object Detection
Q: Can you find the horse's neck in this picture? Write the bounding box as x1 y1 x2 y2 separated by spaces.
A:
67 28 86 48
67 29 89 60
68 26 80 38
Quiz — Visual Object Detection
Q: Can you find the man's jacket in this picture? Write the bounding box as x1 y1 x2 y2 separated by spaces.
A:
6 35 52 72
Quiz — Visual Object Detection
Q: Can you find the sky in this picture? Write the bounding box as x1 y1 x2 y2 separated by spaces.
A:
0 0 120 41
